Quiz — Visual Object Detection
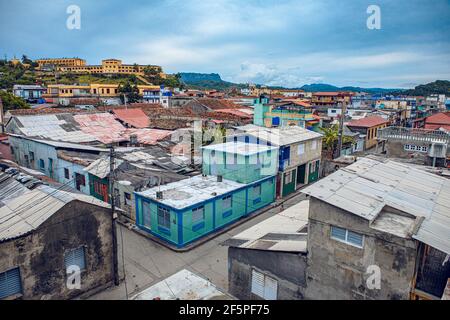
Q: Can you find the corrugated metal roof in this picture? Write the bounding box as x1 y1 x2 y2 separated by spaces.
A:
84 156 124 179
113 108 150 128
131 269 233 300
74 113 128 144
234 124 323 146
202 141 278 156
302 157 450 254
14 114 97 143
0 185 110 242
228 200 309 253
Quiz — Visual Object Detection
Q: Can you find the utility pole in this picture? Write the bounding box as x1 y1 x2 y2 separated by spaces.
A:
0 97 4 134
109 145 120 286
337 101 347 159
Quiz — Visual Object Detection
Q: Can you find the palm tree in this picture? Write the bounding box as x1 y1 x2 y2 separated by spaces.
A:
320 124 355 159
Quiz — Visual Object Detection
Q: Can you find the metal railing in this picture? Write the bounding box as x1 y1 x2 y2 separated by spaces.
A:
378 126 450 144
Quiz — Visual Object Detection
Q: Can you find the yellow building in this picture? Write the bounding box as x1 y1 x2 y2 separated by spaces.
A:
43 84 160 99
36 58 86 70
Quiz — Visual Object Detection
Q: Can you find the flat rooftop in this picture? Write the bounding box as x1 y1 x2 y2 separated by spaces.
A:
202 141 277 156
226 200 309 253
136 175 246 210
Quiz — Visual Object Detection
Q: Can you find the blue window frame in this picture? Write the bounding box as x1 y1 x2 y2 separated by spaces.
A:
64 246 86 270
39 159 45 170
330 226 364 248
0 267 22 299
222 195 232 210
157 206 171 229
192 206 205 224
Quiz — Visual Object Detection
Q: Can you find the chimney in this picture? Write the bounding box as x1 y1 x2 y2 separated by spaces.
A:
156 191 163 199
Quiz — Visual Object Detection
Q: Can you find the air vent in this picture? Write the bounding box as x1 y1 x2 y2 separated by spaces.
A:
217 175 223 182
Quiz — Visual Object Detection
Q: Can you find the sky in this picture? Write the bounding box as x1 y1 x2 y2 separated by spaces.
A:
1 0 450 88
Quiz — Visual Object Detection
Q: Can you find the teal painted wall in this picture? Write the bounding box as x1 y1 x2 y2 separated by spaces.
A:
135 198 179 245
202 149 278 184
135 176 276 247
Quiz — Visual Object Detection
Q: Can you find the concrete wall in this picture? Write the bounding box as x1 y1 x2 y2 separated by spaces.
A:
0 200 114 300
9 136 91 195
228 247 307 300
305 197 417 300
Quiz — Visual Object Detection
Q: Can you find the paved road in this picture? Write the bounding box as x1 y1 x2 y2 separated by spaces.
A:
90 193 307 300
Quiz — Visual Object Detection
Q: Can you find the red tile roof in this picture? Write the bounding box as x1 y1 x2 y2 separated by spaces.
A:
113 108 150 128
214 109 253 118
425 112 450 125
346 116 389 128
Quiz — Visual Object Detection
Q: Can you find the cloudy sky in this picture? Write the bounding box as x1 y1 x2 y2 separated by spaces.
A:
1 0 449 88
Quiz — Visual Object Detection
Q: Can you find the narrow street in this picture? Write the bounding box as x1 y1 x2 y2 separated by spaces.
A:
90 193 306 300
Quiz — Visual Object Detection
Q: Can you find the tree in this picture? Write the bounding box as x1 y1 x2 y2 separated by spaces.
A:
118 82 141 104
0 90 30 111
143 66 163 85
320 124 355 159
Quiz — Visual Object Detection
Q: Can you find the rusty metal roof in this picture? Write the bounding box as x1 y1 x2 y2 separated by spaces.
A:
113 108 150 128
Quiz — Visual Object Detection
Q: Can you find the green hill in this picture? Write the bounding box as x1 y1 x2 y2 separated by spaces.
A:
389 80 450 96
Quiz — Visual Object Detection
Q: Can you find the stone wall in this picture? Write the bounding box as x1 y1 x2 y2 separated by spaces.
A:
305 197 417 300
0 200 114 300
228 247 307 300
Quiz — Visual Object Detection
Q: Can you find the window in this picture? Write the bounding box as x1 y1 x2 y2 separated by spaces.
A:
124 192 131 206
253 184 262 197
64 168 70 179
404 144 427 153
311 140 317 150
64 247 86 271
297 143 305 155
0 267 22 299
330 226 364 248
39 159 45 170
192 206 205 224
284 171 293 184
29 151 34 161
222 195 232 210
251 269 278 300
157 206 171 229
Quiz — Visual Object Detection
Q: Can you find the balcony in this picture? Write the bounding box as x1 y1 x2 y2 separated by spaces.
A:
378 126 450 144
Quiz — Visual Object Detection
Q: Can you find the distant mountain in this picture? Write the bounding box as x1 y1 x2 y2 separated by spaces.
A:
388 80 450 96
179 72 245 90
299 83 402 94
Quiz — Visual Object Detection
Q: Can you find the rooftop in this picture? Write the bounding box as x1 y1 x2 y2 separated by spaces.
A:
137 175 246 210
227 200 309 253
131 269 233 300
234 124 323 146
202 141 278 156
346 115 389 128
0 185 110 242
302 157 450 254
112 108 150 128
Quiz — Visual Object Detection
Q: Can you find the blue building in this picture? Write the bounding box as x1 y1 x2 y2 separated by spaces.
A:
13 85 46 103
134 141 279 247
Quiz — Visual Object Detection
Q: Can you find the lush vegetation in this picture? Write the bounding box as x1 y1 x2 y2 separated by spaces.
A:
389 80 450 96
0 90 29 111
178 72 246 91
320 124 355 159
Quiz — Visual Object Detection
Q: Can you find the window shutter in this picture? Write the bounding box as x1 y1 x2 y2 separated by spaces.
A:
251 270 265 298
264 276 278 300
347 231 363 247
331 226 346 241
0 268 22 299
64 247 86 270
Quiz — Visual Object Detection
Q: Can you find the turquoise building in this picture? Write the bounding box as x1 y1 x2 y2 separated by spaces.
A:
134 141 278 247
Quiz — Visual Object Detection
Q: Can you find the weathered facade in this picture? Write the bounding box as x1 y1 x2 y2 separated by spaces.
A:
305 197 417 300
0 187 116 300
227 200 309 300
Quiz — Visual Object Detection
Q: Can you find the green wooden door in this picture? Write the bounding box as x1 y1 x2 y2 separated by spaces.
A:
308 160 320 183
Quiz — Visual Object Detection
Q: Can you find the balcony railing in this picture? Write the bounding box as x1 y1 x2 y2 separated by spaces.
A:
378 126 450 144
